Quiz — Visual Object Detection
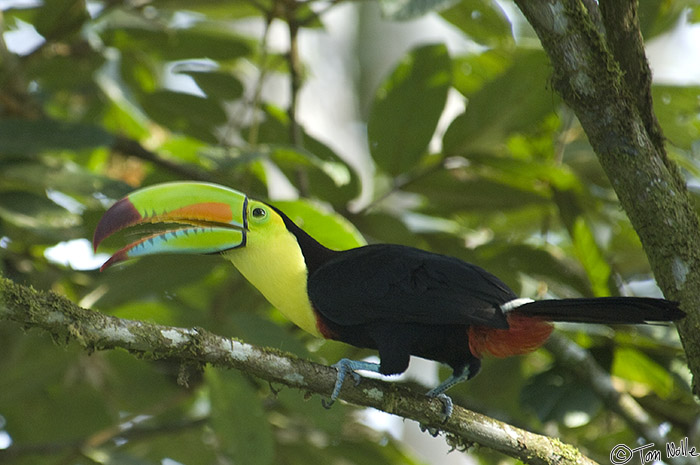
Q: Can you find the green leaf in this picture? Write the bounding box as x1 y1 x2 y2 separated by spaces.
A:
199 143 355 202
406 167 550 214
443 50 556 156
273 383 350 436
206 369 275 465
0 332 113 443
179 69 244 100
157 0 263 19
639 0 697 39
350 211 427 248
128 426 217 465
571 217 612 297
328 440 423 465
119 50 159 93
32 0 88 39
156 136 209 164
0 191 81 232
378 0 459 20
103 350 183 412
106 25 251 61
140 90 227 142
476 243 592 297
269 145 352 188
28 52 105 91
93 255 225 309
85 451 157 465
521 367 601 427
0 119 114 156
102 98 151 140
440 0 513 46
109 300 182 327
467 152 583 193
1 160 132 202
172 26 252 61
368 43 451 176
452 49 513 96
691 5 700 23
273 199 366 250
612 347 674 398
652 85 700 150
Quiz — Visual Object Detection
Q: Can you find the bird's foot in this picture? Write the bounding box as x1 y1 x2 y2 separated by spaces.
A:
322 358 380 409
419 393 454 435
433 393 454 422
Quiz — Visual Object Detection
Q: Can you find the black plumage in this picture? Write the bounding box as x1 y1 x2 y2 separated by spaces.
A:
276 206 684 383
307 244 516 377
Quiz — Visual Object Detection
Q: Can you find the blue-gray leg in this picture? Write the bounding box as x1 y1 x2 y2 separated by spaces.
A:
421 367 472 434
323 358 381 408
426 366 472 399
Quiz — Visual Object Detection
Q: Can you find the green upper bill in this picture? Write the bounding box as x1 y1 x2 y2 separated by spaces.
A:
93 182 249 270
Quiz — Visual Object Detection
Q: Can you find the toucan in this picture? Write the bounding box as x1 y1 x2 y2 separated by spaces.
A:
93 181 685 419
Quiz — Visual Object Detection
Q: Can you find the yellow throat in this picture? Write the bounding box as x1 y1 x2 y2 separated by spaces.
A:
223 216 322 338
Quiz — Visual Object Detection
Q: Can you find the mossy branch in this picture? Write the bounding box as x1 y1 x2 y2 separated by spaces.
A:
0 276 596 465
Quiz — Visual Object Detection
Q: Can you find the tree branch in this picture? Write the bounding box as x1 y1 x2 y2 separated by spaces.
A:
514 0 700 397
597 0 664 149
0 275 597 465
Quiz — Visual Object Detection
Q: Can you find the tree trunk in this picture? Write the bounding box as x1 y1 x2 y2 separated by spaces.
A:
514 0 700 395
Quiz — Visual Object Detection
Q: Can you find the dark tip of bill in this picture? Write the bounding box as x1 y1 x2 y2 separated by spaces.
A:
99 249 128 272
93 198 142 252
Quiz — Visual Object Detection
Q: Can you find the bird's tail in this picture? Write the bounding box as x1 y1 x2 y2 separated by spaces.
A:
510 297 684 324
469 297 683 359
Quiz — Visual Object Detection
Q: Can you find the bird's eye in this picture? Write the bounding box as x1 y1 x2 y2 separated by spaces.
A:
252 207 267 219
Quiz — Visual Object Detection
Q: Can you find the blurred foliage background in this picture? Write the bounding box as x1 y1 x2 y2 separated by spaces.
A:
1 0 699 464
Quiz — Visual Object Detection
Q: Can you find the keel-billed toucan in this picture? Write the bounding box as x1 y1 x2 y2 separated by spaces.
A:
93 181 684 418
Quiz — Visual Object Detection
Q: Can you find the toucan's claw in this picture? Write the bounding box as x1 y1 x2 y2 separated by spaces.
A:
323 358 381 409
434 393 454 422
337 363 363 387
419 392 454 434
420 366 468 430
328 359 361 404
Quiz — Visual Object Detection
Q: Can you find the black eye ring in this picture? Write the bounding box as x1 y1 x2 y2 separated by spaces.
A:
252 207 267 219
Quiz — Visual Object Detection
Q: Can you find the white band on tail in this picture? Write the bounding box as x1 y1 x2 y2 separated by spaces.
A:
500 298 535 312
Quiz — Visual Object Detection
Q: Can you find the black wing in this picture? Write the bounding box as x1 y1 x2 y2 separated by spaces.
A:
307 244 517 329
